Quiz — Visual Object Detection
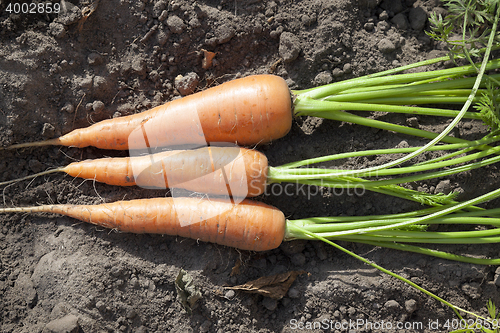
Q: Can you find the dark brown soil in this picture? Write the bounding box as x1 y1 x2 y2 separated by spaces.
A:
1 1 500 332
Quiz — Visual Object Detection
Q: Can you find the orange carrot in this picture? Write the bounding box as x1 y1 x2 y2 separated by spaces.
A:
0 197 286 251
4 75 292 150
0 147 269 197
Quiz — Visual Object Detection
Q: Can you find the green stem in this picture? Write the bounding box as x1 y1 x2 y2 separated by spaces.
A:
294 59 500 99
339 88 482 97
355 153 500 187
277 134 500 169
287 178 474 209
413 145 476 166
268 146 500 179
336 233 500 243
292 207 500 225
340 240 500 265
354 95 493 105
295 216 500 233
296 99 482 119
298 106 470 144
271 141 500 180
322 73 500 103
285 223 472 319
310 184 500 237
290 18 499 179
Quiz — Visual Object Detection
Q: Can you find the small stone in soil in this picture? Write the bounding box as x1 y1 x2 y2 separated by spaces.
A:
405 299 417 313
384 300 401 310
494 272 500 287
92 100 105 113
435 179 451 194
49 22 66 38
314 71 333 85
224 290 235 299
379 10 389 21
214 24 236 44
174 72 200 96
378 38 396 54
61 103 74 114
364 22 374 31
406 117 419 128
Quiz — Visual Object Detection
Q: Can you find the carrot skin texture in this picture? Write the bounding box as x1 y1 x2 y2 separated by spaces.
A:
54 75 292 150
5 198 286 251
62 147 268 197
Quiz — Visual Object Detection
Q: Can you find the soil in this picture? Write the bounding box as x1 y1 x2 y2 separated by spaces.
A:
1 0 500 332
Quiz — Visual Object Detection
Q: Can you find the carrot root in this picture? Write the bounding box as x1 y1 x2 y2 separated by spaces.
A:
0 197 286 251
1 147 269 197
5 75 292 151
2 138 62 150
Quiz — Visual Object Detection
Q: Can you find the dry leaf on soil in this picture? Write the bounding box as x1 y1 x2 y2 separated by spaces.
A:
175 269 202 314
226 270 307 299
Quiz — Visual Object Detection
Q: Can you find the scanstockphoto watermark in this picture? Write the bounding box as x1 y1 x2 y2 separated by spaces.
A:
289 318 500 331
263 180 366 199
289 318 426 331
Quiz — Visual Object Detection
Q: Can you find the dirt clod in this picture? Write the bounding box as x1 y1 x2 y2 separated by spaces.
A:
174 72 200 96
392 13 409 30
378 38 396 54
279 32 301 63
44 314 79 333
435 179 452 194
409 7 428 30
167 15 186 34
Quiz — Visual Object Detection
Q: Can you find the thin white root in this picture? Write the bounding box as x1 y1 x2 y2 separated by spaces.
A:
0 168 63 187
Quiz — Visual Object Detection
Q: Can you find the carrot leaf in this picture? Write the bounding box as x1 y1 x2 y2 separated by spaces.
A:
476 79 500 129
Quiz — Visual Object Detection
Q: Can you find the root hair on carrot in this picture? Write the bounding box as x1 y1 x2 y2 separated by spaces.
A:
92 178 106 204
58 147 80 162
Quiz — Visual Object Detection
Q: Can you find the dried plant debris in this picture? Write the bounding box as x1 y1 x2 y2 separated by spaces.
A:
226 270 307 300
201 49 216 69
175 269 202 314
78 0 100 31
230 258 242 277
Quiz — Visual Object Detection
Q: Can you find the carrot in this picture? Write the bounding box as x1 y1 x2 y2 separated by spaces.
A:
4 75 292 150
0 146 269 197
5 60 500 154
0 197 286 251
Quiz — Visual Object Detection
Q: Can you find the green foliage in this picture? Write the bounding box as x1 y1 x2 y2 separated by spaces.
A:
476 300 500 332
475 78 500 129
483 299 500 332
428 0 500 129
386 184 461 206
427 0 500 60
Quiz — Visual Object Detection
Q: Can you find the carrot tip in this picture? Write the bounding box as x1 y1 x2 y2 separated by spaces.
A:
4 138 61 150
